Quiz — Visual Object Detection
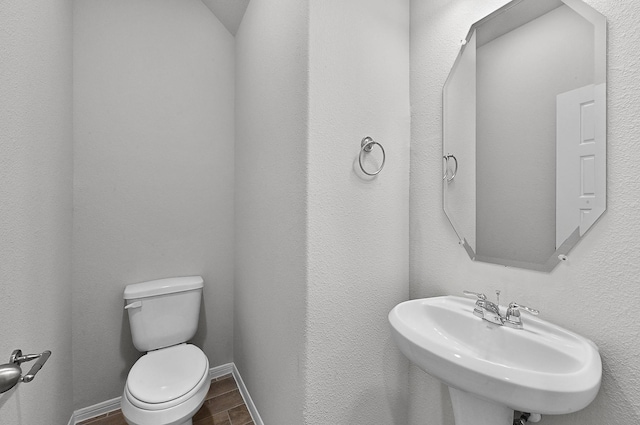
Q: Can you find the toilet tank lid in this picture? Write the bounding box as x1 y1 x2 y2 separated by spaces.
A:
124 276 204 299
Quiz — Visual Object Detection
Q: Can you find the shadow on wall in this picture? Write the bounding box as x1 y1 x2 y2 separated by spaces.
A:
539 355 640 425
119 310 140 383
407 365 455 425
345 337 410 425
0 385 18 413
192 296 209 354
438 382 455 425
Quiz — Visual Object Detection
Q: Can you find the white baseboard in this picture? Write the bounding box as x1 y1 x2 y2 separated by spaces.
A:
231 364 264 425
209 362 235 379
68 362 263 425
69 396 121 424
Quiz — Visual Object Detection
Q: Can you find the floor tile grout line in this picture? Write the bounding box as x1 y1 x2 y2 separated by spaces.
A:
212 401 245 416
206 378 240 400
227 405 254 425
206 386 240 401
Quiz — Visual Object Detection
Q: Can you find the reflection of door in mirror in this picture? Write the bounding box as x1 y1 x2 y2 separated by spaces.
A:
556 83 606 248
476 5 594 265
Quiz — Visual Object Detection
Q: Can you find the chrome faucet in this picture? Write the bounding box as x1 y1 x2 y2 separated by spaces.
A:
463 290 539 329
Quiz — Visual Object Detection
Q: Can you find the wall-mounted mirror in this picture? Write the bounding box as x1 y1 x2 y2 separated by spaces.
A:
443 0 606 272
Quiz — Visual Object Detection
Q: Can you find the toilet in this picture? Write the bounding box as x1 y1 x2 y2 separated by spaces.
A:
121 276 211 425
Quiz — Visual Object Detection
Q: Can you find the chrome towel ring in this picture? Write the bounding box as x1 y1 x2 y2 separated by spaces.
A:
443 153 458 182
359 136 386 176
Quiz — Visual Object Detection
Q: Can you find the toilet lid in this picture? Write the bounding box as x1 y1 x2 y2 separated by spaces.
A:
127 344 208 404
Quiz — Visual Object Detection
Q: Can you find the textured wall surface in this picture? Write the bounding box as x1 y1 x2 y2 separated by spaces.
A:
234 0 309 423
410 0 640 424
73 0 235 409
0 0 74 423
235 2 410 423
305 0 410 423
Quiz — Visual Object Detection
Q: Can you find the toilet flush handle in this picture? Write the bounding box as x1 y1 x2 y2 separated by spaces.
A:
124 301 142 310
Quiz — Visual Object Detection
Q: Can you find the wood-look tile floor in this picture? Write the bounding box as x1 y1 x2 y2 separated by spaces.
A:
79 374 254 425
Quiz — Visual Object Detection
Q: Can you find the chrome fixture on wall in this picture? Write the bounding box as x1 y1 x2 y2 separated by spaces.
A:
0 349 51 393
358 136 386 176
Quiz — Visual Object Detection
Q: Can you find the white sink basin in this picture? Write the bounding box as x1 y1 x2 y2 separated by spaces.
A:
389 296 601 419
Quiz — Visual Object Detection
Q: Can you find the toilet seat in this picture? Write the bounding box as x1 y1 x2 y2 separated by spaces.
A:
125 344 209 411
121 368 210 425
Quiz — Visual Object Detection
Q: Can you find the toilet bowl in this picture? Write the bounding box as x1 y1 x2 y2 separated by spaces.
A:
121 277 210 425
121 344 210 425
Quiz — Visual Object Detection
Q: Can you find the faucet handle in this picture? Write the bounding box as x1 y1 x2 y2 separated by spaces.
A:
504 302 539 329
463 291 487 320
507 302 539 316
463 290 486 300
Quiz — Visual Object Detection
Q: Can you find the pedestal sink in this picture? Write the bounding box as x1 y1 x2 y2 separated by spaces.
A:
388 296 601 425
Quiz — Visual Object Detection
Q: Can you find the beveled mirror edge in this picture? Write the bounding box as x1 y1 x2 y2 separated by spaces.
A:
442 0 608 272
467 228 580 272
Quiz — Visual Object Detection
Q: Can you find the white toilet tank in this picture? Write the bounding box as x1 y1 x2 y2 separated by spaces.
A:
124 276 204 352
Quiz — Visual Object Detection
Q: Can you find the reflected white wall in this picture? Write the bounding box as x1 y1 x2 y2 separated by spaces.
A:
476 5 594 264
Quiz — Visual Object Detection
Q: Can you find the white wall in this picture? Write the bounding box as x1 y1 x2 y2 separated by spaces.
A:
234 0 309 423
235 1 410 423
305 0 410 423
0 0 74 424
73 0 235 409
410 0 640 424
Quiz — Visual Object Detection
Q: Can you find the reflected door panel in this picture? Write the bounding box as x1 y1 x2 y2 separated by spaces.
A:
556 83 606 248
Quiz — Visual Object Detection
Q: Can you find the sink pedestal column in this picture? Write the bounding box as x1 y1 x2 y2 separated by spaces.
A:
449 387 513 425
